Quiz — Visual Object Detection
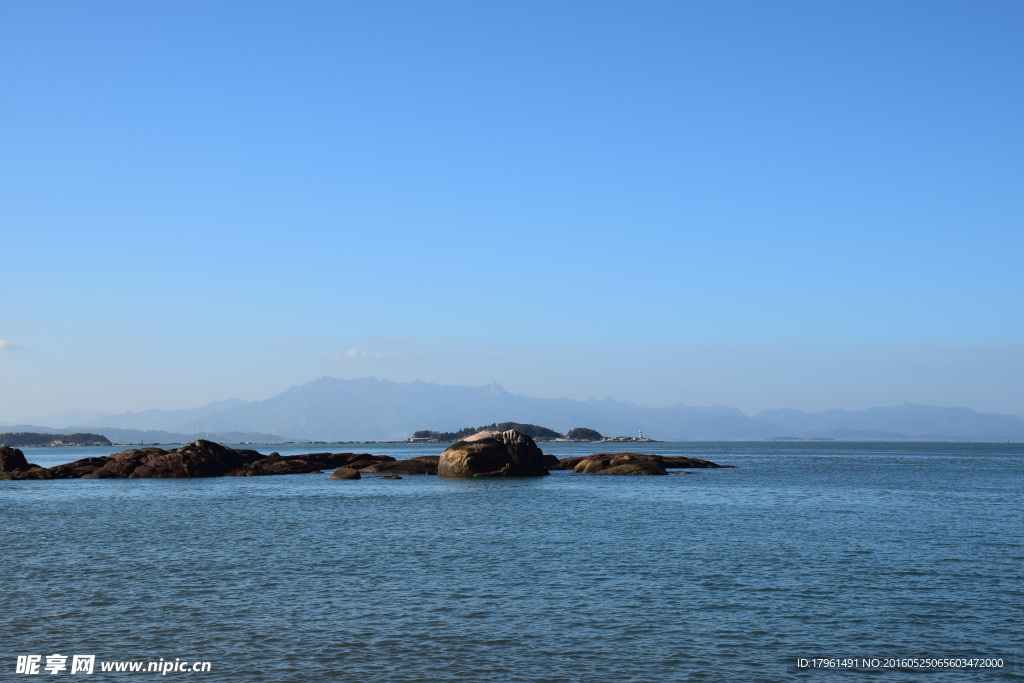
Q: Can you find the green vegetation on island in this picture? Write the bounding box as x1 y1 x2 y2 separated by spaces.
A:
0 432 112 447
565 427 604 441
413 422 562 442
412 424 614 442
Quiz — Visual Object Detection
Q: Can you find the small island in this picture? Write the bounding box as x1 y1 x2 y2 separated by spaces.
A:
409 423 656 443
0 432 112 447
410 422 562 442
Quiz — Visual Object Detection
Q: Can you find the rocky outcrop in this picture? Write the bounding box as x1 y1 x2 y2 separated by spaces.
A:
594 461 668 475
48 457 111 479
41 444 396 479
358 456 439 475
71 440 265 478
0 446 53 480
437 430 551 477
0 446 30 472
569 453 667 475
329 468 361 480
551 452 733 472
657 455 734 469
227 452 392 476
5 440 732 482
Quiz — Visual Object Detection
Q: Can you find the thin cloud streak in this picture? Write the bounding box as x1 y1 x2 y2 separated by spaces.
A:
335 348 388 361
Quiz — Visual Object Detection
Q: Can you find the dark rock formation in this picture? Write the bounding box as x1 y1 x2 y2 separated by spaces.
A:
329 468 361 480
438 430 551 477
0 446 53 480
49 457 111 479
346 458 381 470
227 452 392 477
0 446 30 472
379 474 402 480
551 452 732 472
72 440 264 478
596 461 668 475
47 447 395 478
5 441 403 480
358 456 439 475
573 453 667 475
656 455 734 469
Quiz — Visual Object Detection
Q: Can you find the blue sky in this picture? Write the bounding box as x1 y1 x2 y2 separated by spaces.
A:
2 0 1023 421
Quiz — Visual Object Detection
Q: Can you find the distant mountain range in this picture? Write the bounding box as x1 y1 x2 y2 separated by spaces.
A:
7 376 1024 442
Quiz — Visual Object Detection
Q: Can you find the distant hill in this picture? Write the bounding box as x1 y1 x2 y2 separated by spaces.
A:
756 404 1024 441
16 378 1024 442
75 398 249 432
0 432 111 447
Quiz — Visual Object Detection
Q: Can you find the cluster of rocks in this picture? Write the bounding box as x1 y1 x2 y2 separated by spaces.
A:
550 452 733 475
0 441 397 480
1 432 732 481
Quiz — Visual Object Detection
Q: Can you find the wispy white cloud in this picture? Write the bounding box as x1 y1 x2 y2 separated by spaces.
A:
335 348 387 361
0 339 25 351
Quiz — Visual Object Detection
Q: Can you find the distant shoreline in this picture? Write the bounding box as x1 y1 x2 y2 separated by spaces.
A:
71 437 1024 447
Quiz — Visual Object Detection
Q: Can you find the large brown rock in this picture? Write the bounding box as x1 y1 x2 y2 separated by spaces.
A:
329 468 361 480
596 461 668 475
437 430 550 477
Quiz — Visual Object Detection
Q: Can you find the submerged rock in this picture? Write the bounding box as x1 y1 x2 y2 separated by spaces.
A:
656 455 734 469
438 430 551 477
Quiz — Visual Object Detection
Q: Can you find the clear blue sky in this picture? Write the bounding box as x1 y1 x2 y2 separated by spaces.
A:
3 0 1023 421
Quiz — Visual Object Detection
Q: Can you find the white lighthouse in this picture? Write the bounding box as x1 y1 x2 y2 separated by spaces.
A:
638 429 643 440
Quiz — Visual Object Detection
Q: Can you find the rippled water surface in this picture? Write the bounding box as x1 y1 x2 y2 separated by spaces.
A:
3 442 1021 681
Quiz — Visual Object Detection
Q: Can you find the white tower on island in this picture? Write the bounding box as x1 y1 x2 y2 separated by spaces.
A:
638 429 643 440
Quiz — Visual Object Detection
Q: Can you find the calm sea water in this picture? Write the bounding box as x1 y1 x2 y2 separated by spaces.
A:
2 442 1021 681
